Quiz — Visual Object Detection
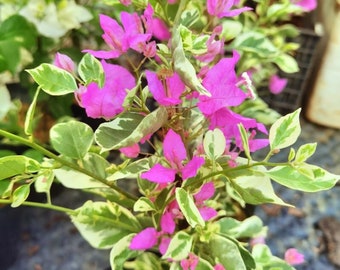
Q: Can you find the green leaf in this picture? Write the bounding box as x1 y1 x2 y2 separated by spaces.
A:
209 234 246 270
11 184 30 208
232 31 278 57
252 244 295 270
218 216 263 239
237 123 251 160
50 121 94 159
269 108 301 150
195 258 214 270
133 197 156 212
0 15 36 49
0 155 40 181
0 180 13 198
54 153 109 189
162 231 193 261
274 53 299 73
0 15 36 73
95 107 168 151
203 128 226 160
124 252 163 270
180 8 200 28
34 169 54 194
107 158 151 181
26 63 77 96
24 87 40 136
221 20 243 41
295 143 317 163
227 167 291 206
110 234 139 270
71 200 141 249
288 148 295 162
78 53 105 88
267 164 339 192
175 188 205 228
172 25 211 97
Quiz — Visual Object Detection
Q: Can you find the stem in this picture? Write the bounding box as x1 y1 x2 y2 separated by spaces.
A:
199 161 291 182
0 199 76 215
0 129 138 202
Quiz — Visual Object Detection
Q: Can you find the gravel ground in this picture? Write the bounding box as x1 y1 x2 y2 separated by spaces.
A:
1 119 340 270
255 119 340 270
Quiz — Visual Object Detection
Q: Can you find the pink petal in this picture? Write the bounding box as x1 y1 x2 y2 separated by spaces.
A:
199 206 218 221
53 52 75 73
120 143 140 158
182 156 205 180
284 248 305 265
160 211 176 234
249 138 269 152
198 51 247 115
159 236 171 255
194 182 215 201
218 7 252 18
145 71 184 106
294 0 317 11
151 18 171 41
141 163 177 183
82 49 122 59
163 129 187 168
83 14 128 58
77 61 135 119
129 227 158 250
121 12 143 35
269 74 288 95
214 263 226 270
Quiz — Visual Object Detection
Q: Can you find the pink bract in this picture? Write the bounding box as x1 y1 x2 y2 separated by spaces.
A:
284 248 305 265
76 61 135 119
198 51 248 115
129 227 159 250
53 52 75 73
269 74 288 95
145 70 185 106
207 0 252 18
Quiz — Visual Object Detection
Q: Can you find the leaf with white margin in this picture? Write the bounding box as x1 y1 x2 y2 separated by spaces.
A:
95 107 167 152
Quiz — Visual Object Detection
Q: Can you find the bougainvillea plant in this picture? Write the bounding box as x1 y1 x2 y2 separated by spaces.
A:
0 0 332 269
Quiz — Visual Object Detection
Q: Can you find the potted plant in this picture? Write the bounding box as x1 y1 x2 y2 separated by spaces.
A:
0 0 334 269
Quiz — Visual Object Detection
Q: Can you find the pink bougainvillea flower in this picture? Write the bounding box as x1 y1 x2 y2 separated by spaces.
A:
119 143 140 158
142 4 171 41
129 227 159 250
141 129 205 183
194 182 218 221
130 202 179 253
83 14 129 59
207 0 252 18
292 0 317 11
119 0 131 6
284 248 305 265
145 70 186 106
180 253 199 270
53 52 75 73
269 74 288 95
84 9 158 59
208 108 269 152
214 264 226 270
195 26 224 63
198 51 248 115
75 60 135 119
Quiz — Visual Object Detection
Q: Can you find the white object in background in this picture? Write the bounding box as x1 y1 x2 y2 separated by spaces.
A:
306 7 340 128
